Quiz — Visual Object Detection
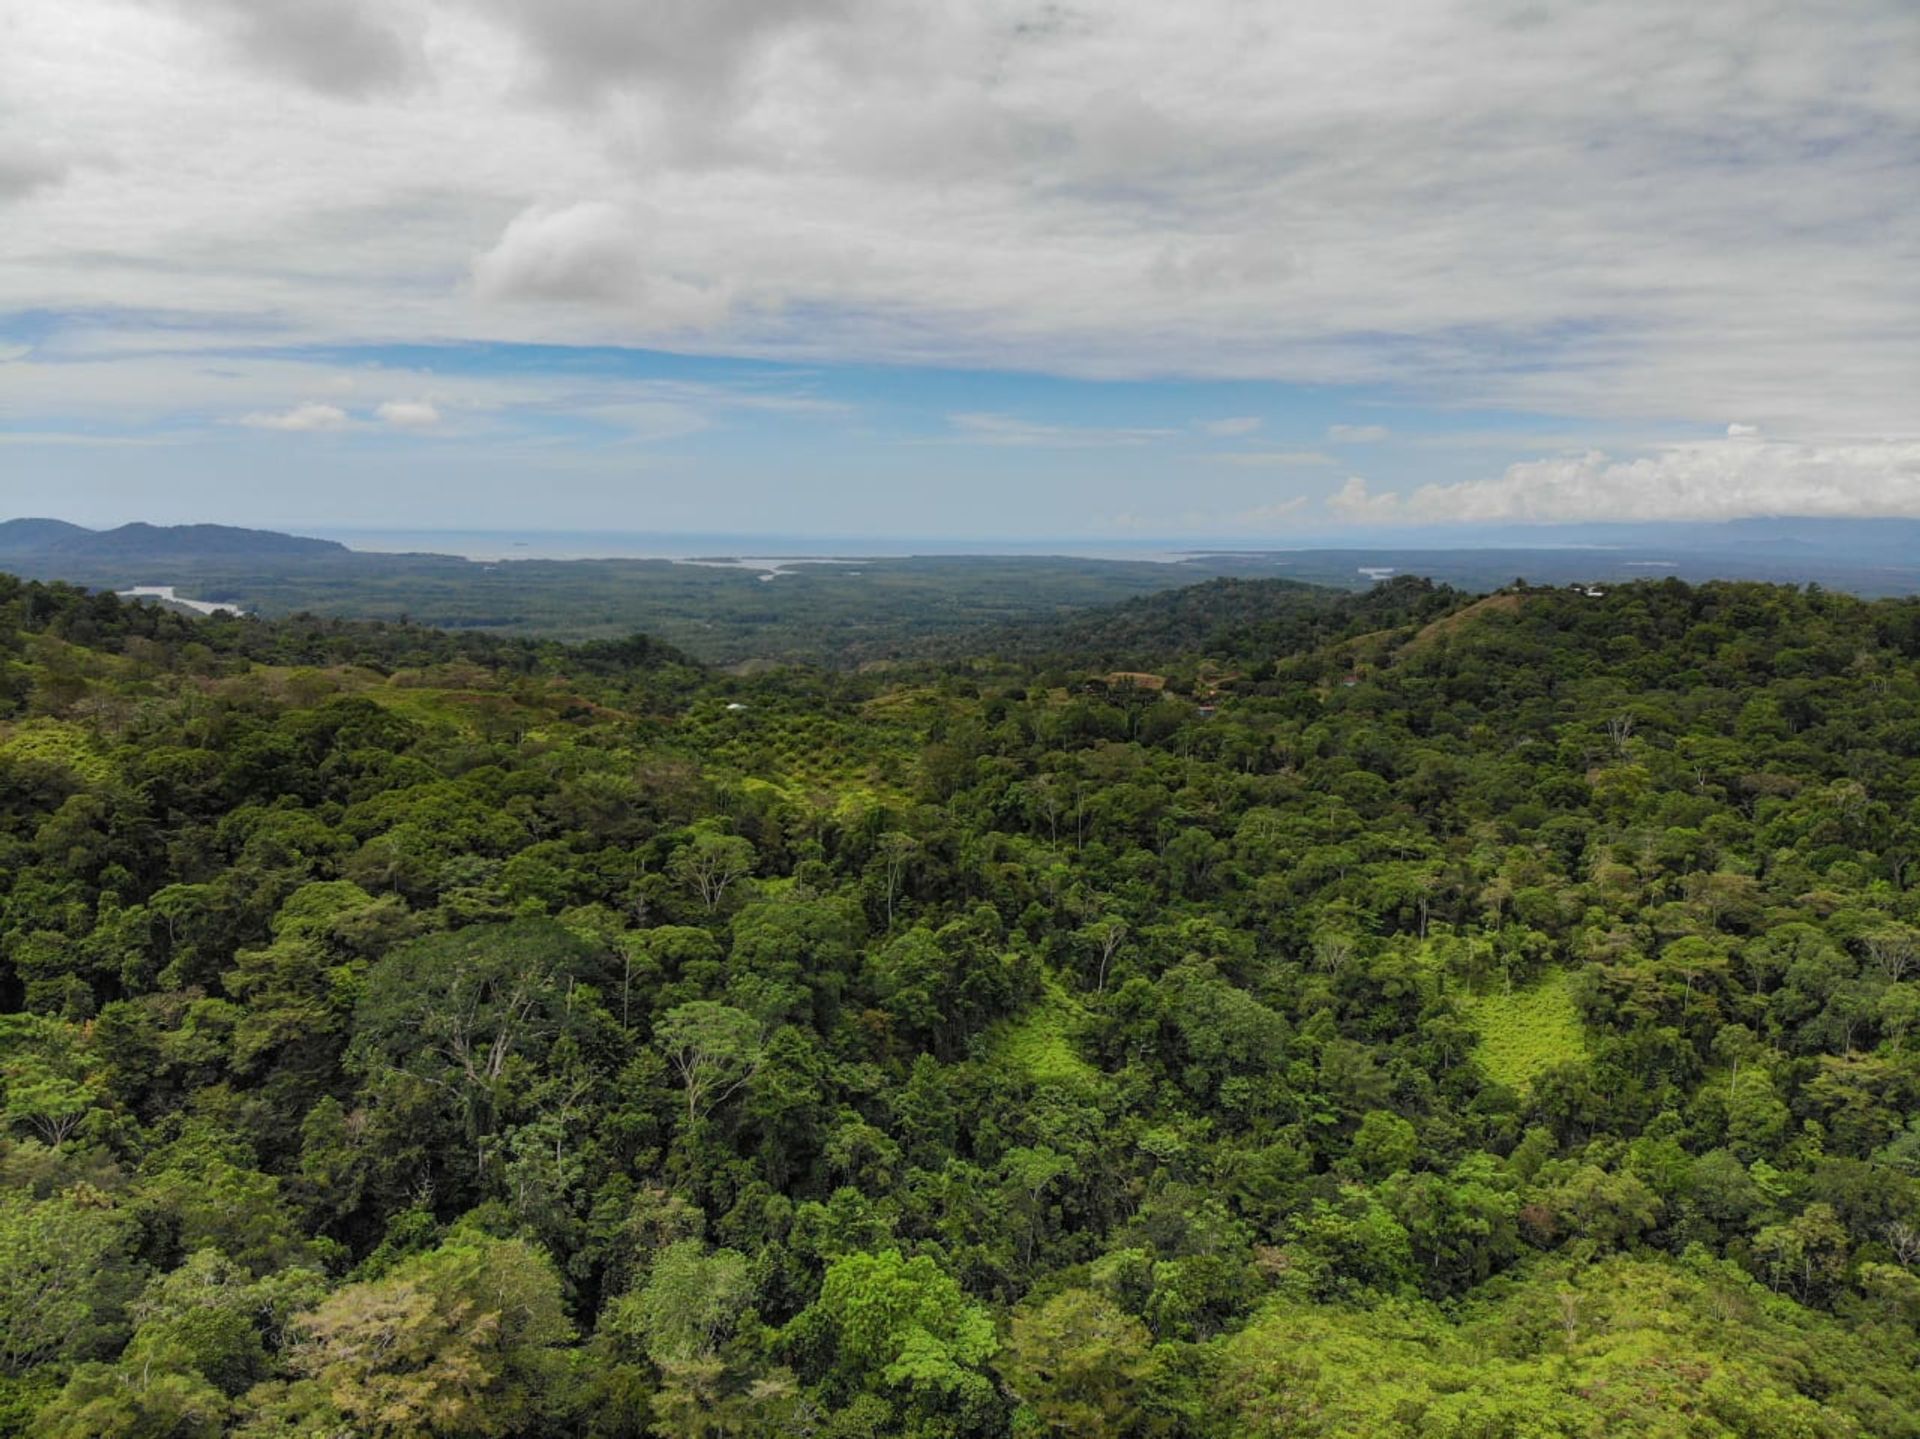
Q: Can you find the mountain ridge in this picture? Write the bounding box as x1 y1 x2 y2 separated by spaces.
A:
0 517 348 562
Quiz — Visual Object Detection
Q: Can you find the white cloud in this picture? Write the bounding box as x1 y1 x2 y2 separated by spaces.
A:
1150 238 1298 295
238 401 351 431
376 398 440 428
0 143 68 201
0 343 820 447
472 0 859 109
1727 422 1760 438
171 0 420 98
471 201 732 329
2 0 1919 514
1199 416 1263 437
473 202 646 305
1328 439 1920 525
1326 475 1404 522
1327 424 1389 444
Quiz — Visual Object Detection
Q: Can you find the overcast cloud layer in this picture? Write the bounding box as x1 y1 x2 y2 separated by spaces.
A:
2 0 1917 533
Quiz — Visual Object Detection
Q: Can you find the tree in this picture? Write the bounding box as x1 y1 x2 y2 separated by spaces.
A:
619 926 723 1026
1284 1192 1416 1300
597 1238 768 1439
349 919 611 1176
1342 1110 1417 1182
1083 917 1130 993
1382 1157 1522 1298
799 1249 997 1407
37 1365 229 1439
1311 927 1359 977
1535 1164 1663 1248
653 1003 763 1126
0 1014 101 1146
0 1190 136 1376
623 1239 754 1367
668 827 756 913
274 1232 572 1438
15 568 1920 1434
1753 1203 1849 1304
874 831 919 931
1001 1288 1155 1436
36 1251 326 1439
1862 925 1919 982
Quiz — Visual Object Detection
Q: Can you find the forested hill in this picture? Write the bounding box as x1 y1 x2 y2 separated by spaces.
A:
0 575 701 674
0 519 348 564
4 570 1920 1437
948 572 1470 668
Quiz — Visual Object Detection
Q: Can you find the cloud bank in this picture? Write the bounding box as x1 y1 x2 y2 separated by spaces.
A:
376 399 440 429
2 0 1917 528
240 402 350 432
1332 439 1920 525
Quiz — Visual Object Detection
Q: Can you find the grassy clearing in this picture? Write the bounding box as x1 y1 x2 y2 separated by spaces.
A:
0 718 115 784
1460 967 1587 1091
1399 591 1529 655
991 984 1101 1091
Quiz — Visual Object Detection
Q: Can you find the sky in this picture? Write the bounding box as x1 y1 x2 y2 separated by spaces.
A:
2 0 1917 541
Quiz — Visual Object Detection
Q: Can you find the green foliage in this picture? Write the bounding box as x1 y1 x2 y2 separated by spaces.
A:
1001 1288 1155 1436
988 986 1099 1092
0 1189 137 1376
1459 967 1588 1092
265 1231 573 1438
0 1015 102 1145
801 1250 997 1411
1213 1253 1920 1437
0 719 112 786
2 570 1920 1435
617 1239 753 1367
653 1002 763 1124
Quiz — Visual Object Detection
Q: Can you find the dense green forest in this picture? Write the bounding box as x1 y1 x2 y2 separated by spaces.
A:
3 569 1919 1437
8 518 1919 666
0 527 1247 664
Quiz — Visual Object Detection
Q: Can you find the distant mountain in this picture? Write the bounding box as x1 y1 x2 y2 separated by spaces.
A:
0 517 93 552
0 518 348 563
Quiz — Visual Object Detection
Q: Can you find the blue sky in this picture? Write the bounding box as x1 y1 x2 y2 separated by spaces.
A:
0 327 1665 538
3 1 1917 538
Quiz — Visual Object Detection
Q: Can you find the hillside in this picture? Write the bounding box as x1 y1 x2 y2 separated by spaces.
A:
1 571 1918 1436
0 519 348 564
953 573 1472 670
